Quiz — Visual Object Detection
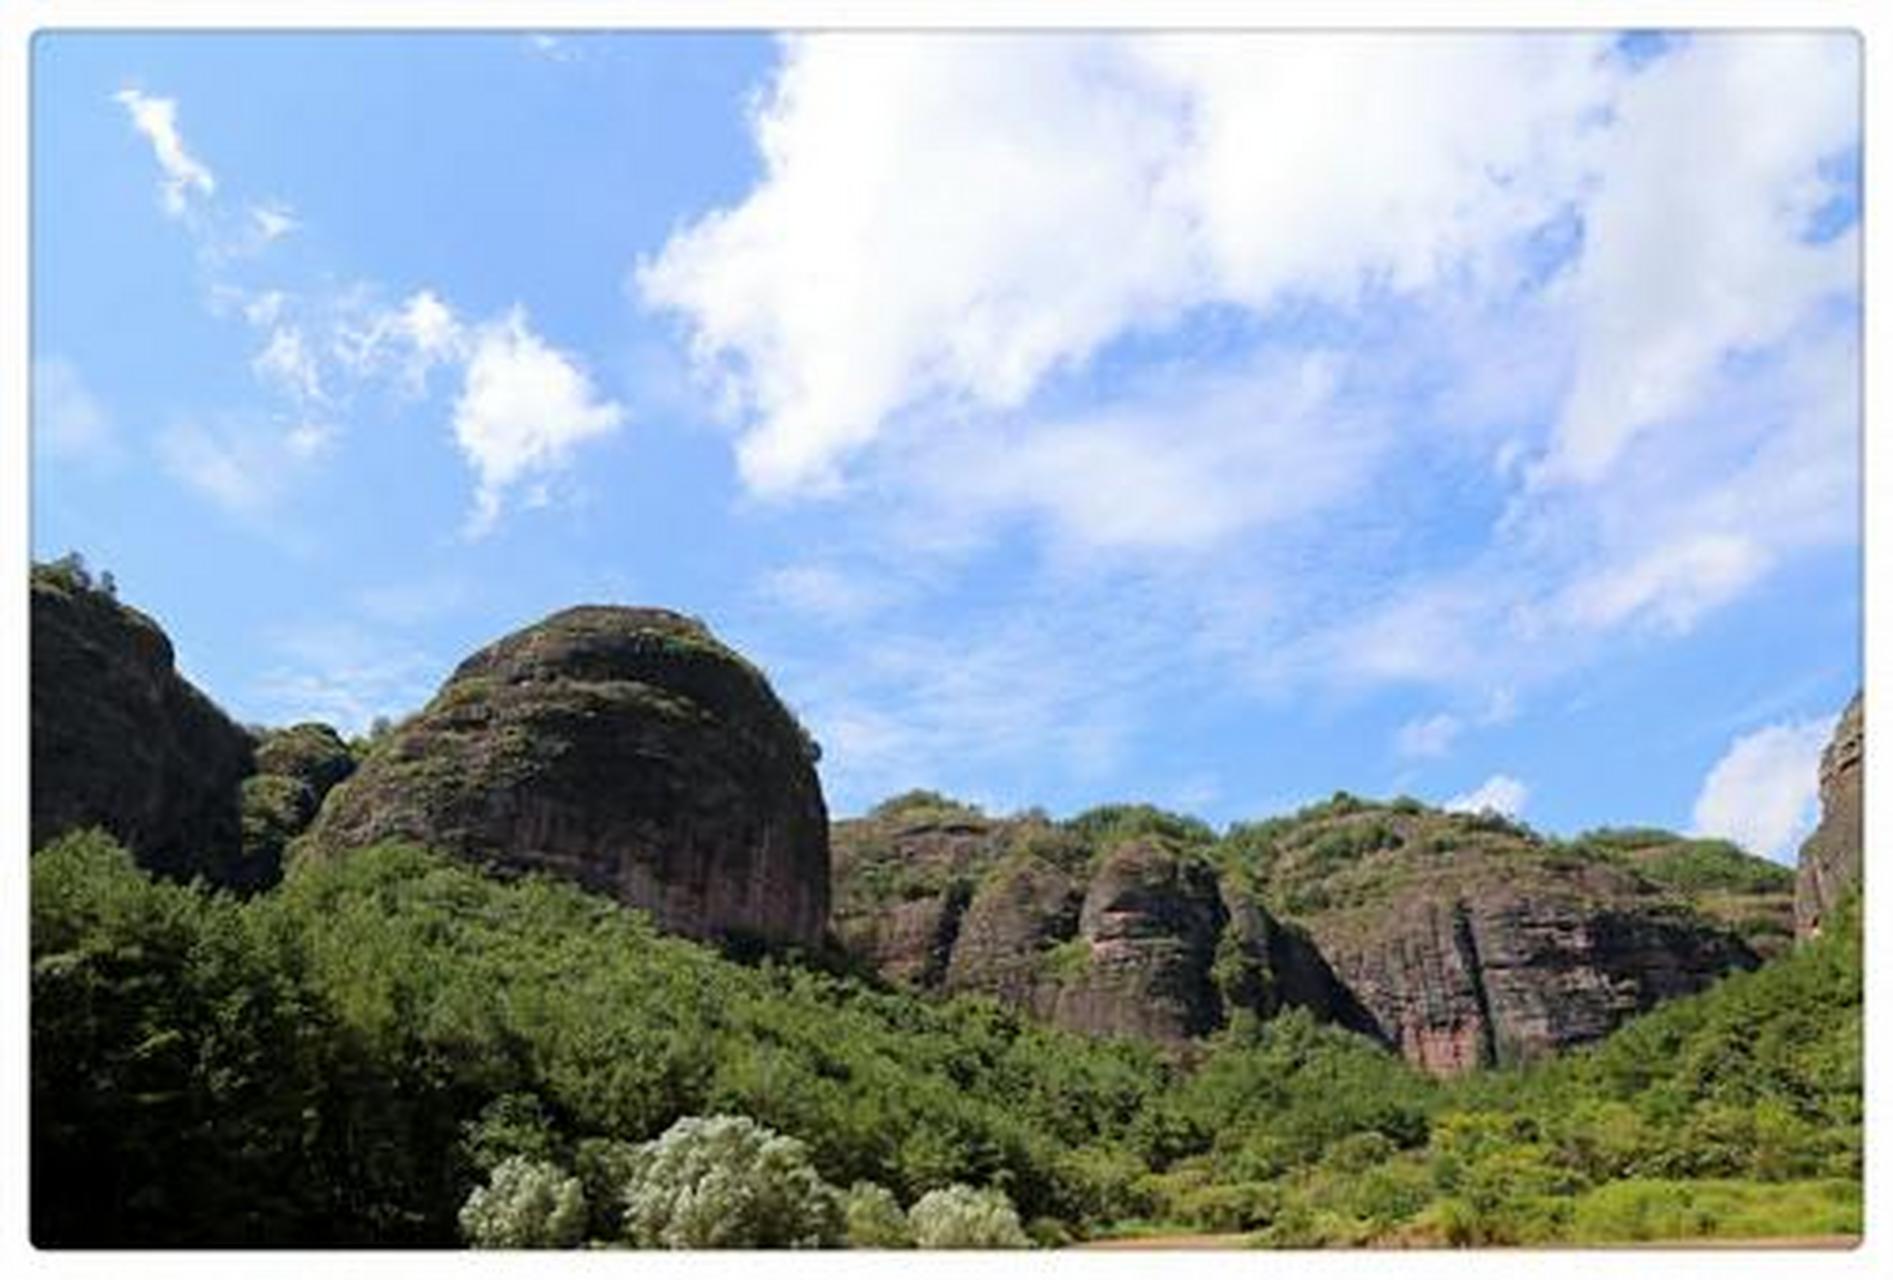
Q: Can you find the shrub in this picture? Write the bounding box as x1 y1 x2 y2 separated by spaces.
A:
843 1181 913 1248
620 1114 844 1249
908 1184 1031 1249
458 1156 587 1249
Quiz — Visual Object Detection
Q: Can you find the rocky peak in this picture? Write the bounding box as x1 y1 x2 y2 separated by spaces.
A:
300 605 830 948
30 561 258 886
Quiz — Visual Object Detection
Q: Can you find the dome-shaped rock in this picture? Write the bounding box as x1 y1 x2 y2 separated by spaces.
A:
300 606 829 947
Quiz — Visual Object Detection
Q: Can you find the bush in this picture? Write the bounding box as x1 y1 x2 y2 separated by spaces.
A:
458 1156 587 1249
908 1184 1031 1249
843 1181 913 1248
620 1114 843 1249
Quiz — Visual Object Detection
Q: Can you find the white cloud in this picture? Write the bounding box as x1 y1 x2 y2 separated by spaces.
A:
917 350 1389 554
251 622 440 735
1691 715 1835 862
250 202 299 243
252 325 325 404
113 88 216 217
156 415 333 519
33 357 121 465
1556 533 1771 634
397 290 463 361
156 419 283 516
1446 773 1530 818
762 563 890 622
284 421 335 460
1537 34 1858 485
1396 713 1463 760
451 308 625 536
639 32 1857 705
640 33 1616 497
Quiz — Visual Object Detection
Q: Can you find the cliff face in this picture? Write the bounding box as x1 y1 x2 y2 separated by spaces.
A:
30 563 259 887
1233 801 1766 1075
836 794 1770 1070
1307 879 1757 1074
832 799 1364 1044
1797 693 1864 940
300 606 830 948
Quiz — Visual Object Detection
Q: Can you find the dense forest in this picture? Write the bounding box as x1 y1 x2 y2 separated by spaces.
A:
31 828 1860 1248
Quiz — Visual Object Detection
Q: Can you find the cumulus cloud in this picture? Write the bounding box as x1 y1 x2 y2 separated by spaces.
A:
114 88 622 533
1691 716 1835 862
451 309 625 536
640 33 1616 497
113 88 216 216
641 32 1858 702
33 357 121 465
1445 774 1530 818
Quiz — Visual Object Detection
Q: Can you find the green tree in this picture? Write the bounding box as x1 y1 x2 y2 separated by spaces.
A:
459 1156 587 1248
908 1184 1031 1249
619 1114 844 1248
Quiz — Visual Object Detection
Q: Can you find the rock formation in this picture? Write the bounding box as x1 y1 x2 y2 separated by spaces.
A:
30 561 258 886
833 799 1364 1043
1238 799 1764 1074
835 793 1769 1068
240 722 358 879
1797 692 1864 940
300 606 830 948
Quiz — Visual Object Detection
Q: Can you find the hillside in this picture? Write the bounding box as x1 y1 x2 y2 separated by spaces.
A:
31 829 1860 1248
26 564 1861 1247
832 792 1790 1074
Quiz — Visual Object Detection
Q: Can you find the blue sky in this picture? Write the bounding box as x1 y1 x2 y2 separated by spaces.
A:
31 31 1861 860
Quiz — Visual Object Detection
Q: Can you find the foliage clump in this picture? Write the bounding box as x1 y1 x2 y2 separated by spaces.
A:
843 1180 914 1248
907 1184 1031 1249
459 1156 587 1249
619 1114 844 1249
1064 803 1215 850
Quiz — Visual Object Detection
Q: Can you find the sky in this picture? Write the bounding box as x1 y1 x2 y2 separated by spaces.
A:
30 30 1862 862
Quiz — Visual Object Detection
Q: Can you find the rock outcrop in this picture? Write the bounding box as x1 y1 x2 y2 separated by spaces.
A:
240 722 358 879
300 606 830 948
254 722 357 803
1043 840 1231 1041
833 798 1364 1043
837 793 1770 1068
30 561 258 886
1237 798 1764 1075
1797 692 1864 940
